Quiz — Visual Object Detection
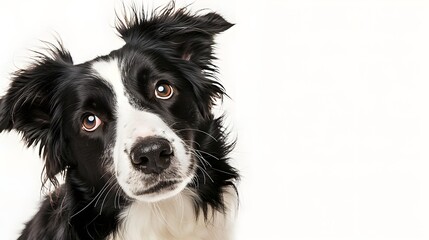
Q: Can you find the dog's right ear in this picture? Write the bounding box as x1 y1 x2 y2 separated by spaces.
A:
0 45 73 186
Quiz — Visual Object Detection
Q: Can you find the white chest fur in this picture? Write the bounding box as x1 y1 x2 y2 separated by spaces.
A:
108 189 236 240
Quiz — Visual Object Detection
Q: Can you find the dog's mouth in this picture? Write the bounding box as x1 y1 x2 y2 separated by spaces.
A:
115 146 195 202
133 179 180 195
125 176 192 202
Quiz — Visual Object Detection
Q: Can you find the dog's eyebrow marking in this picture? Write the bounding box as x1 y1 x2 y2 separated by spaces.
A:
91 59 123 99
91 59 135 118
91 59 142 111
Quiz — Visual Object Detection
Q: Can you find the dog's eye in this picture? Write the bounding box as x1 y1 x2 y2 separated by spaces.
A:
82 114 102 132
155 82 174 99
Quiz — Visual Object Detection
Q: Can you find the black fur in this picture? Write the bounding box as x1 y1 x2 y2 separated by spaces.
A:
0 3 238 240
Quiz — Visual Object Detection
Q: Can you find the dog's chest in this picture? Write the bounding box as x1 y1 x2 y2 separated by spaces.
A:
107 193 233 240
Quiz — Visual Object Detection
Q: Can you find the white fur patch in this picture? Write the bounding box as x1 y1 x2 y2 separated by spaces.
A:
108 188 237 240
91 59 193 202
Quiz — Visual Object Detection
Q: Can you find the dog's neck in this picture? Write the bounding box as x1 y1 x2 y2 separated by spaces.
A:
64 169 236 240
108 188 237 240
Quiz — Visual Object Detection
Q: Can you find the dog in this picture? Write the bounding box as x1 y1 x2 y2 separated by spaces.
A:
0 3 239 240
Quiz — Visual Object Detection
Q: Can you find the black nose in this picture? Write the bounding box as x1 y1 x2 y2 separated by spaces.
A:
130 137 173 174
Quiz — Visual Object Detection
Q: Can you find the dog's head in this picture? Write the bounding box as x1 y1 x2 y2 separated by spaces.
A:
0 6 234 203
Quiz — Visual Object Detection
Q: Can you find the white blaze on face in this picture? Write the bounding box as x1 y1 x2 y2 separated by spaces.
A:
91 59 193 202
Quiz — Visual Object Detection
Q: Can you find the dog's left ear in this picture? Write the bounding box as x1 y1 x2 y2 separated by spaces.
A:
118 7 233 67
117 6 233 118
0 46 73 186
159 11 233 68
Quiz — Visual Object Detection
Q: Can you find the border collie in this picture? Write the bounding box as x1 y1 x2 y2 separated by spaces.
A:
0 3 239 240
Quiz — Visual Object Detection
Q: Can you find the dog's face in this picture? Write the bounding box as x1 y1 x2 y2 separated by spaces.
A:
64 53 199 202
88 49 200 202
0 8 233 202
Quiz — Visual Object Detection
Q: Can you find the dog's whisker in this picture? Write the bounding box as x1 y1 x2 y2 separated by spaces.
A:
114 187 121 209
195 149 220 161
85 214 100 240
196 165 214 184
182 139 201 148
196 165 207 184
201 168 214 183
86 225 95 240
211 167 237 176
190 150 212 170
69 175 114 220
175 128 218 142
94 177 115 207
99 182 116 215
98 170 111 180
190 151 207 169
168 121 182 129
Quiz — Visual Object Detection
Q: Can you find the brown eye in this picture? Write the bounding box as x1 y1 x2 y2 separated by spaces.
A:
155 82 174 99
82 113 102 132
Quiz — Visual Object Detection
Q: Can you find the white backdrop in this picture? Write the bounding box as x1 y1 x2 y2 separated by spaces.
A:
1 0 429 239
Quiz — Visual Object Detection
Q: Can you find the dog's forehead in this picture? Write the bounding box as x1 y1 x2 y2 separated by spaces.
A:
90 58 127 103
89 49 160 94
89 56 156 114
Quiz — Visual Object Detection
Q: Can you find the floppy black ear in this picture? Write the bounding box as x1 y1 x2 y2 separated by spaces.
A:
117 5 233 67
0 45 73 186
117 4 233 118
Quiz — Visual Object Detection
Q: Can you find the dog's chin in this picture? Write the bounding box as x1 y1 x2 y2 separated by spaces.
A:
125 177 192 203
